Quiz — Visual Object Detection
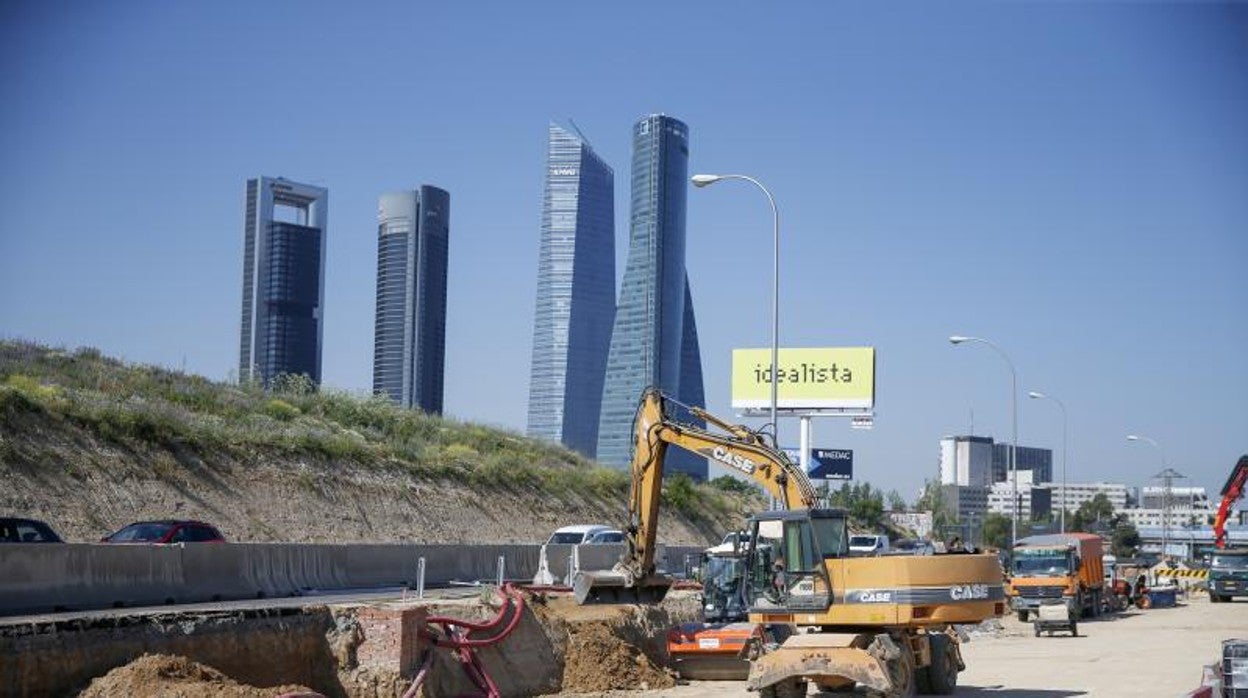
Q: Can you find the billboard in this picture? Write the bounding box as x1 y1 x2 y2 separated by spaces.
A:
731 347 875 411
782 448 854 481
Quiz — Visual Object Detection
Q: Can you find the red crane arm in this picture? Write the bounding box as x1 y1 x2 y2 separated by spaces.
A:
1213 455 1248 549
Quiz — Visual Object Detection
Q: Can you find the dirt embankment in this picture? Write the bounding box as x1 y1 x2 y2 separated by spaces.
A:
38 590 701 698
0 407 748 546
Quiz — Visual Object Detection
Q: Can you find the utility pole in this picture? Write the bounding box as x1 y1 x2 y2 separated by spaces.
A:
1155 468 1186 562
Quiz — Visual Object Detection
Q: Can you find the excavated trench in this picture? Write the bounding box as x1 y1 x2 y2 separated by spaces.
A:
1 590 702 697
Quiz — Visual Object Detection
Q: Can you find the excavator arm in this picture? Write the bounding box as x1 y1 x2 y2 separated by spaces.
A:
574 387 815 604
1213 455 1248 549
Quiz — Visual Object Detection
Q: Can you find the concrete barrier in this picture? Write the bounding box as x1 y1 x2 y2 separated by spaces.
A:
0 543 543 616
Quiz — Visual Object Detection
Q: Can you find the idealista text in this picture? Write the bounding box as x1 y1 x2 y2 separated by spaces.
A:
753 363 854 385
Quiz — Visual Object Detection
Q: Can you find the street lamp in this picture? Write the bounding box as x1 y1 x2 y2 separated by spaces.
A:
692 173 780 443
1127 434 1174 560
1029 391 1067 533
950 335 1019 545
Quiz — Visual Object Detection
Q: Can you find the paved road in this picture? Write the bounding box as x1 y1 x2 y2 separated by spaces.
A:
588 595 1243 697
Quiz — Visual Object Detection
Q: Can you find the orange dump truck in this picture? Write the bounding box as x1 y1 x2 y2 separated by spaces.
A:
1009 533 1105 622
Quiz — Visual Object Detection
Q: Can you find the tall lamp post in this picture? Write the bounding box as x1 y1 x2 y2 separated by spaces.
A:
950 335 1019 545
1127 434 1175 560
692 174 780 442
1029 391 1067 533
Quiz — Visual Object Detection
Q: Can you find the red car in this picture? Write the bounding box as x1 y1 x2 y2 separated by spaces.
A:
101 520 225 544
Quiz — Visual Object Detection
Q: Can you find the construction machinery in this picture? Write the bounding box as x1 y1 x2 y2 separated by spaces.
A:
575 388 1006 696
1008 533 1105 622
1213 455 1248 550
665 535 755 680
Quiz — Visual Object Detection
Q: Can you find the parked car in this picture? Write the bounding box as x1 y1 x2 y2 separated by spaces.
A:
849 534 891 555
890 538 936 555
546 524 613 545
0 517 64 543
585 529 626 544
101 520 225 544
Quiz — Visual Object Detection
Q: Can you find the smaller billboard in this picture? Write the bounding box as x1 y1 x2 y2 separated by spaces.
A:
782 448 854 481
731 347 875 411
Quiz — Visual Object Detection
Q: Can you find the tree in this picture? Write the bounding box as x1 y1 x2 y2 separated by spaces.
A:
1110 520 1140 558
981 513 1012 550
886 489 907 512
1072 493 1115 533
708 475 757 496
915 479 955 532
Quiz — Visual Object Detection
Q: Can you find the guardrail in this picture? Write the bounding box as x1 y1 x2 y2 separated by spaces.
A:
0 543 540 616
0 542 711 617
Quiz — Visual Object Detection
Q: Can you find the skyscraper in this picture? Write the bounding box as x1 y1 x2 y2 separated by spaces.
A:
526 123 616 456
598 114 707 479
373 186 450 414
238 176 328 387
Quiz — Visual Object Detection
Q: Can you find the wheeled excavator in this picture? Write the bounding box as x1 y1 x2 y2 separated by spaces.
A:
574 388 1006 696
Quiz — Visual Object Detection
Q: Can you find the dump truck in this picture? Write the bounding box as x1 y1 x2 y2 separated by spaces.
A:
575 388 1005 696
1008 533 1105 622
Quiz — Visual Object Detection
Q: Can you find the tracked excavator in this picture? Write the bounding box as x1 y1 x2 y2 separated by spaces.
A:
574 388 1006 696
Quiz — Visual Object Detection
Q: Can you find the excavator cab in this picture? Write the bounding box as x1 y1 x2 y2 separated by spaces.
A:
745 509 845 614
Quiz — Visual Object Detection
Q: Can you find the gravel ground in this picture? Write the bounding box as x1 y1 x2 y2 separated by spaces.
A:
568 594 1245 697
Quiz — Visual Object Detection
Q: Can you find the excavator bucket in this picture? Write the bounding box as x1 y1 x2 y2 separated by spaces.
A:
573 570 672 605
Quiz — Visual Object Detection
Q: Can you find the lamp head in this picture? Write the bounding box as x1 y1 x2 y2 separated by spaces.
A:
691 174 722 188
1028 391 1045 399
1127 435 1140 441
949 335 970 345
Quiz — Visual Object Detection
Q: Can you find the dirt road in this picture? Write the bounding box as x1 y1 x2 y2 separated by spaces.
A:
573 595 1243 697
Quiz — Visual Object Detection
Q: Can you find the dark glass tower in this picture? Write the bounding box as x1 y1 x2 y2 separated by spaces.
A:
526 124 616 457
373 186 450 414
238 177 327 387
598 115 707 479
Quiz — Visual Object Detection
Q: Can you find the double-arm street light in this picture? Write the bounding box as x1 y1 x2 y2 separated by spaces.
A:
1127 433 1176 560
1029 391 1067 533
950 335 1019 545
692 174 780 442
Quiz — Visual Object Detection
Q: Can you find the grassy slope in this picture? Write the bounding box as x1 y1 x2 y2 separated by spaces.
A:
0 340 759 543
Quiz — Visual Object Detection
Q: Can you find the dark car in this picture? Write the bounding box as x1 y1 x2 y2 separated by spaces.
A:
101 520 225 544
0 517 64 543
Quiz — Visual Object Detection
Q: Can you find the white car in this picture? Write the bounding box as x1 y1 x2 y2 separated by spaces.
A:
585 529 626 544
546 524 614 545
849 534 891 555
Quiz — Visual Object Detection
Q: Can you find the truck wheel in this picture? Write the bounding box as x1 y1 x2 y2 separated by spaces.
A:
1017 610 1029 622
886 649 917 697
922 634 959 695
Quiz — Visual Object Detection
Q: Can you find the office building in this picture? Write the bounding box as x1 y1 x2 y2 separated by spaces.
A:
940 484 989 523
1042 481 1130 515
239 177 328 387
939 436 993 487
988 471 1052 520
597 114 707 479
373 187 450 414
993 442 1053 484
526 124 616 457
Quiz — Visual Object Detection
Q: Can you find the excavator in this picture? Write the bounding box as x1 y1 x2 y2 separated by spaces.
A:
574 388 1006 696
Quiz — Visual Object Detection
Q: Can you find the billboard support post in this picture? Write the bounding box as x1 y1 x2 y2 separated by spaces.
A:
799 416 812 473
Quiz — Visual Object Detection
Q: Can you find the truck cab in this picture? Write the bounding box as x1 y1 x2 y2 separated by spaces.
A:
1209 549 1248 603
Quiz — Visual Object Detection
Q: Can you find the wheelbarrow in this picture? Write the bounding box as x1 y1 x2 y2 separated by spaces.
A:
1033 600 1078 637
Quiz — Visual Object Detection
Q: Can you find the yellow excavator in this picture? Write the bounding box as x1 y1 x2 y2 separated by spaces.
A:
574 388 1006 696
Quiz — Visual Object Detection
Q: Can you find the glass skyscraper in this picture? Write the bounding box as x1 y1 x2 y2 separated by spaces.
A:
597 114 707 479
526 124 616 457
238 176 328 387
373 186 450 414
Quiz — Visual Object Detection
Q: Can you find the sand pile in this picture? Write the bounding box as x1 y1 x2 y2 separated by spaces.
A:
560 621 676 692
78 654 321 698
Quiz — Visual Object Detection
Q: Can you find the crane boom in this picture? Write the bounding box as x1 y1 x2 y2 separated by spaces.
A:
1213 455 1248 549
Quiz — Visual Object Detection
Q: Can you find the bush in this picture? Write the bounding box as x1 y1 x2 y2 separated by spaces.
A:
263 398 300 422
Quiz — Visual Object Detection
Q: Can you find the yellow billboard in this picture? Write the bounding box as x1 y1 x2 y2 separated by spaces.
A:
731 347 875 410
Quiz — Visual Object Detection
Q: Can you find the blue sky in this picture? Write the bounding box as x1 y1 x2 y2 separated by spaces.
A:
2 2 1245 501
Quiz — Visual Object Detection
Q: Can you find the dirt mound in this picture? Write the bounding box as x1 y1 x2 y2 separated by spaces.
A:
78 654 320 698
561 621 676 692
